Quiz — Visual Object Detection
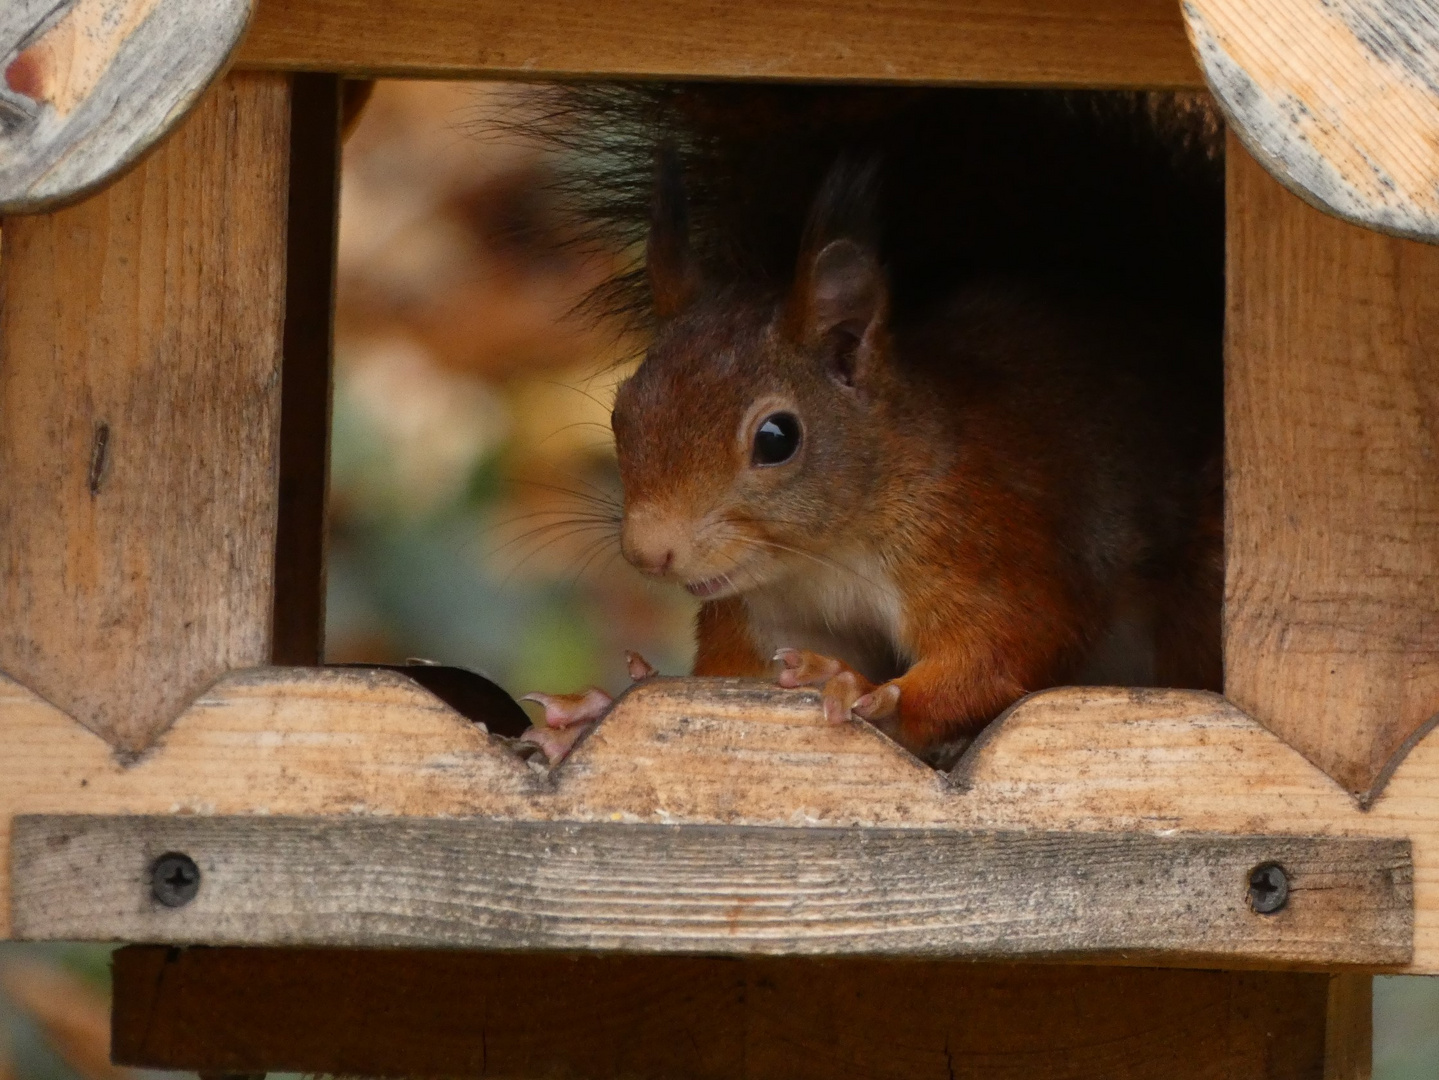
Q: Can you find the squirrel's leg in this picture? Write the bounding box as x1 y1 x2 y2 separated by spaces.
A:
519 651 657 764
776 646 1029 754
877 652 1030 752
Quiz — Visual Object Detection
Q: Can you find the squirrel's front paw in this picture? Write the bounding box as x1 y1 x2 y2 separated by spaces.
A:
773 647 847 688
518 687 612 763
773 648 889 725
518 652 658 764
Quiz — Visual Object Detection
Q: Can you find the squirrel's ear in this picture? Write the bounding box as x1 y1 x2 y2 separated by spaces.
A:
790 237 888 390
785 157 888 388
647 147 701 321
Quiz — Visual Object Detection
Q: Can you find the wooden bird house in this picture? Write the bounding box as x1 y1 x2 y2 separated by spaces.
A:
4 1 1439 1077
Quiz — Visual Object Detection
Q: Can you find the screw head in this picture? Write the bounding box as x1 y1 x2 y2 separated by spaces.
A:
151 851 201 907
1248 862 1289 914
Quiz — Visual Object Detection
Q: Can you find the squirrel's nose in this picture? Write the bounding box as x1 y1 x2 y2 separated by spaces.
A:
634 548 675 576
622 505 689 577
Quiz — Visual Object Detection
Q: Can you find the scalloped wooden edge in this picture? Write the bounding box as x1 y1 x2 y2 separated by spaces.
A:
2 666 1436 969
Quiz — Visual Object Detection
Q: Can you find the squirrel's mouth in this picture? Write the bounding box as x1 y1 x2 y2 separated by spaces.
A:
684 574 732 598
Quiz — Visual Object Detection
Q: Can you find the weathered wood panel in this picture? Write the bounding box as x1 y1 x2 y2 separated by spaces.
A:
0 670 1433 968
9 814 1412 964
111 946 1334 1080
1225 137 1439 800
234 0 1204 86
0 0 253 213
272 72 341 666
1186 0 1439 240
0 73 290 755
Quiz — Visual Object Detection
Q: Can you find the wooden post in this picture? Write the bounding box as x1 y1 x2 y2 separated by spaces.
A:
1225 135 1439 803
0 63 345 741
0 71 292 754
1221 134 1439 1077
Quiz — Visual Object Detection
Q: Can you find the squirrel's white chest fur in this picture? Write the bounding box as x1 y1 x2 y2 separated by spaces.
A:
742 551 910 684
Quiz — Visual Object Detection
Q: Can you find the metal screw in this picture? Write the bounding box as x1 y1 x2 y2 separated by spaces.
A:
151 852 201 907
1248 862 1289 914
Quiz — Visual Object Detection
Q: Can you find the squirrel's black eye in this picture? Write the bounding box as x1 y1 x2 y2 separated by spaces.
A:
752 412 801 466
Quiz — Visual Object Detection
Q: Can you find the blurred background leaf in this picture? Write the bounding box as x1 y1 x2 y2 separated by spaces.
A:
323 80 696 692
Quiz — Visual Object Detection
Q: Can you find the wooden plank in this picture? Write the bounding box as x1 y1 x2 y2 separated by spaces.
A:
0 73 290 756
9 813 1412 964
271 72 341 666
1 669 1435 967
1185 0 1439 240
110 946 1334 1080
233 0 1204 87
1324 974 1373 1080
1224 135 1439 800
0 0 253 213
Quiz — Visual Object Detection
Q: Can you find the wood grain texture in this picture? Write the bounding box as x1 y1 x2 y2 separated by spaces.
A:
233 0 1204 86
1325 974 1374 1080
0 73 291 756
1225 137 1439 800
1185 0 1439 240
10 814 1412 964
0 0 254 213
0 669 1436 968
111 946 1335 1080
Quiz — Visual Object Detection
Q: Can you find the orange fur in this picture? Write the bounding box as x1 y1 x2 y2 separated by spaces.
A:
694 598 771 677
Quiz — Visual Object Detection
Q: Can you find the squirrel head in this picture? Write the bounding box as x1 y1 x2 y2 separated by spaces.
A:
612 157 897 599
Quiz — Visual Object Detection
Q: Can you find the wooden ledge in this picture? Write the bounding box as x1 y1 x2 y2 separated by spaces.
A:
2 667 1438 968
233 0 1204 87
10 813 1412 965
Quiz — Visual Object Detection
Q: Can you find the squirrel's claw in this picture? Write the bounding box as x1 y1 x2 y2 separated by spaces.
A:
774 647 846 688
518 651 654 766
518 687 613 765
773 648 881 724
625 650 659 681
820 669 872 724
519 722 593 763
852 682 902 723
519 687 612 729
773 647 898 728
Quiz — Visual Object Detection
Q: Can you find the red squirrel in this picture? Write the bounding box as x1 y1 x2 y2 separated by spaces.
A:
520 88 1224 765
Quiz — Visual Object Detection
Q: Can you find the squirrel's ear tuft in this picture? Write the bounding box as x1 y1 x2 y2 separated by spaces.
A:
647 146 701 321
786 157 888 389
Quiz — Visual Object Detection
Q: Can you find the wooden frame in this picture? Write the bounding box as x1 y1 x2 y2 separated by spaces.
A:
6 0 1439 1076
2 670 1434 971
10 813 1413 964
109 947 1346 1080
233 0 1205 86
